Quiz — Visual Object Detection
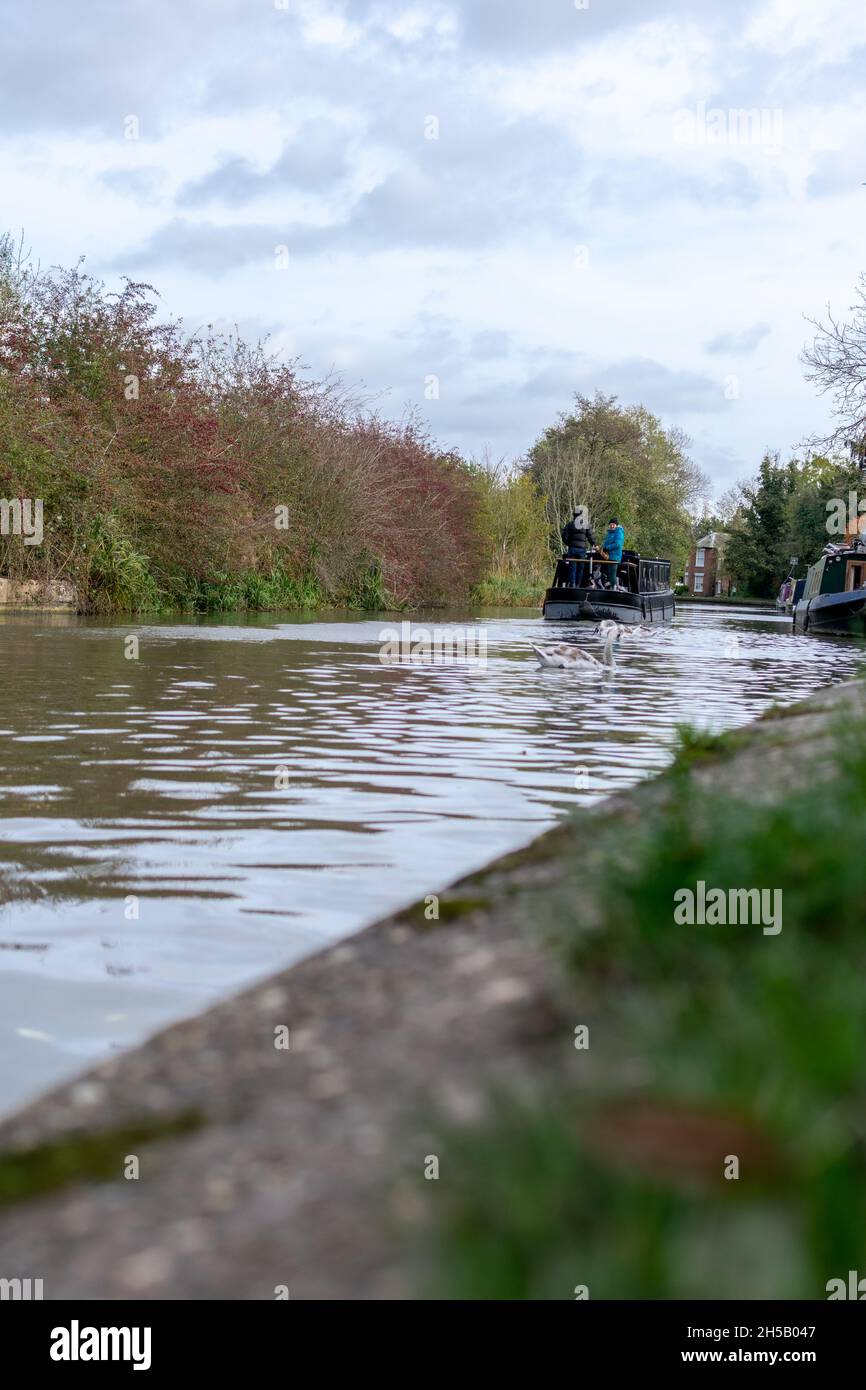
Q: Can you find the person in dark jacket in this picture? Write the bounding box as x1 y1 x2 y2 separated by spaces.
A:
561 513 595 587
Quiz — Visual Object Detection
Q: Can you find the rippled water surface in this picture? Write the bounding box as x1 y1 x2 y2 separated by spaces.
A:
0 604 862 1115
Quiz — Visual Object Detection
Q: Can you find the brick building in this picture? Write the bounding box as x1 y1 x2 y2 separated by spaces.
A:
684 531 732 596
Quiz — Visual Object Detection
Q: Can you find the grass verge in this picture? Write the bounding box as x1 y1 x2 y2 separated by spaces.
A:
423 714 866 1297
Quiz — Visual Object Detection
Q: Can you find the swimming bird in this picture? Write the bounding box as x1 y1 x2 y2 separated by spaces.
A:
532 626 617 672
532 642 604 672
597 619 655 642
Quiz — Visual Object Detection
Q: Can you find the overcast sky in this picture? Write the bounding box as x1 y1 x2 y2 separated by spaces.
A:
3 0 865 499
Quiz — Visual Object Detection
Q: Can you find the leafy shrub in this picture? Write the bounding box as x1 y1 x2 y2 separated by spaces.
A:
0 236 485 612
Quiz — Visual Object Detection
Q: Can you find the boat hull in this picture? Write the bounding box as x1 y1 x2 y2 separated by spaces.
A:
542 587 676 623
792 586 866 637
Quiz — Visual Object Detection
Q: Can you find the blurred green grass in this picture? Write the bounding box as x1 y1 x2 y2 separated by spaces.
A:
424 717 866 1298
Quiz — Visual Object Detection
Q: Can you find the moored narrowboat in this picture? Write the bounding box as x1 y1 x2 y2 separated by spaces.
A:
792 543 866 636
542 549 676 623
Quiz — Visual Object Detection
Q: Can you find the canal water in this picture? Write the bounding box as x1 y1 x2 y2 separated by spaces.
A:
0 604 862 1116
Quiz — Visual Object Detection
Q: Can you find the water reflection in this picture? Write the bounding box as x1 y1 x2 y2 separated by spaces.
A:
0 604 862 1114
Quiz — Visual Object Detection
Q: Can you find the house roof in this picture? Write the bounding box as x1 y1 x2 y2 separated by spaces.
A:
695 531 731 549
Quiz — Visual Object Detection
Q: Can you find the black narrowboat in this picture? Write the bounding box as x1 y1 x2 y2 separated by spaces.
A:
792 543 866 636
542 549 676 623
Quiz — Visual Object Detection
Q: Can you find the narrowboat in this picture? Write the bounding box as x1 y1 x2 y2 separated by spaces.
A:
542 549 676 623
776 575 806 615
792 543 866 636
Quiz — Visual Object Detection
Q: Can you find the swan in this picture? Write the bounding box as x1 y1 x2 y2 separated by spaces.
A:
532 626 617 672
597 619 655 642
532 642 604 672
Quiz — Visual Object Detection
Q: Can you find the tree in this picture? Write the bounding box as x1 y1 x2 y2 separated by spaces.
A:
524 391 708 570
469 460 551 601
472 461 549 579
690 487 744 556
803 275 866 457
724 453 797 597
691 511 731 541
785 454 859 566
723 452 861 597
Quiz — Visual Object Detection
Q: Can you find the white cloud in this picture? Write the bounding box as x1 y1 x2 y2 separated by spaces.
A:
1 0 863 497
745 0 866 64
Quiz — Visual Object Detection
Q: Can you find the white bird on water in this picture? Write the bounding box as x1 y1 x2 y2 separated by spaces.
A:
532 625 617 673
596 619 656 642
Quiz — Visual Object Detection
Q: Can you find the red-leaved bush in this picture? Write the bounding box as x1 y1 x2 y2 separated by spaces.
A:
0 237 485 611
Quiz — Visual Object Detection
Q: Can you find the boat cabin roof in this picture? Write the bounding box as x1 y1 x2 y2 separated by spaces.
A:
804 547 866 599
621 553 672 594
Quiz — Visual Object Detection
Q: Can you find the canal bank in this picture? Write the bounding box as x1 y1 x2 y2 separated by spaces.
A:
0 578 77 610
0 673 864 1299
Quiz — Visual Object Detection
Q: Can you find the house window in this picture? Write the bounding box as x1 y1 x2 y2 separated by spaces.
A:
695 548 706 568
694 574 704 593
846 561 866 592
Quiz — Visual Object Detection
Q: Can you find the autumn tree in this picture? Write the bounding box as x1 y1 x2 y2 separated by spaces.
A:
524 392 708 570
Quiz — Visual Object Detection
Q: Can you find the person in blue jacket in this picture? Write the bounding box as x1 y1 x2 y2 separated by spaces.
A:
600 518 624 587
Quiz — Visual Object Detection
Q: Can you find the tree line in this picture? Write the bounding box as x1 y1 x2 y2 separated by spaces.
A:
4 231 864 611
0 236 711 612
0 236 483 612
696 452 863 599
693 280 866 599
